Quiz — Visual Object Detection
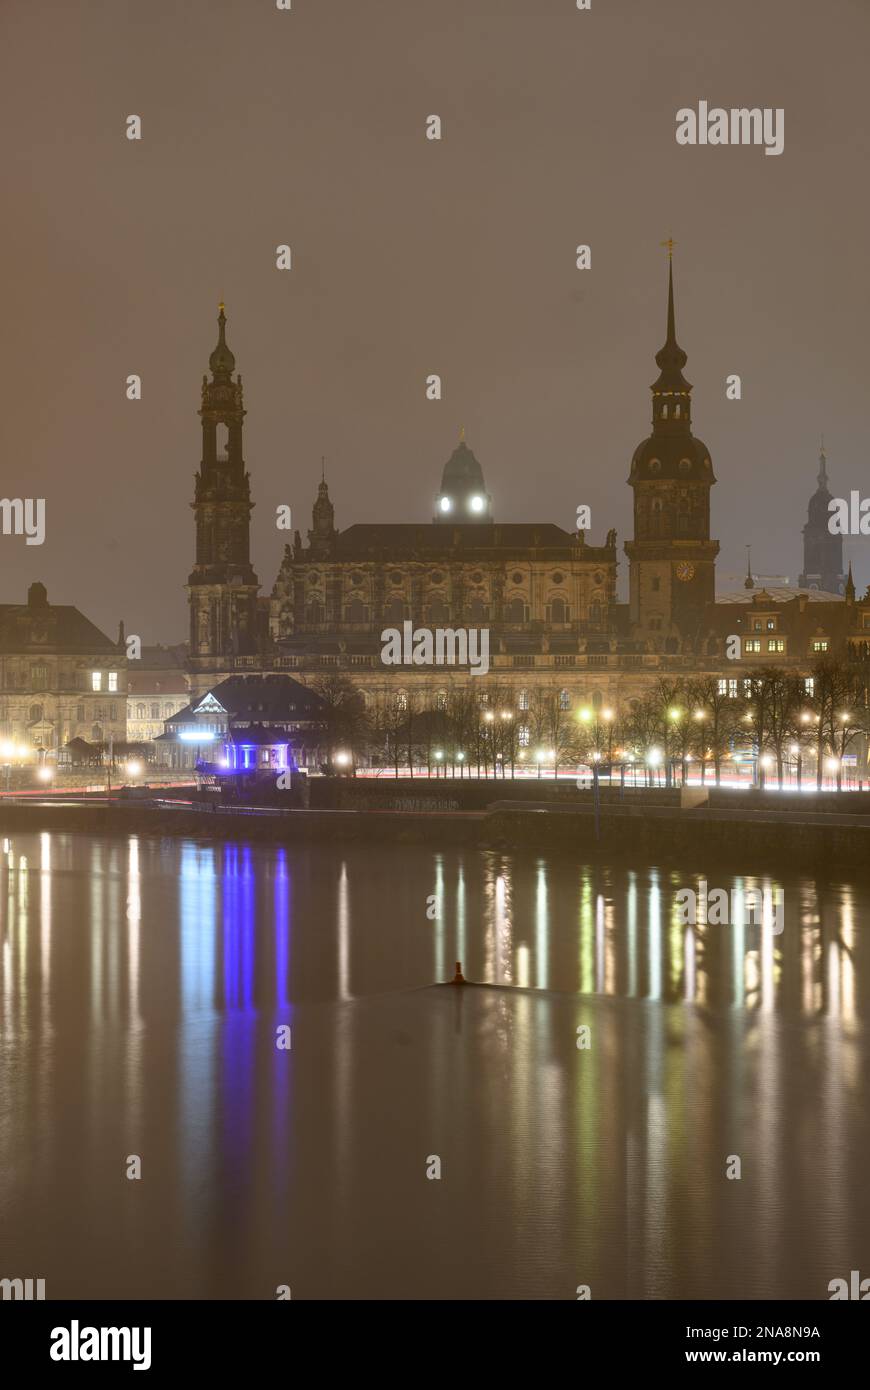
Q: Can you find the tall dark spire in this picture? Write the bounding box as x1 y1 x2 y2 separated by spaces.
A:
817 440 828 489
653 256 691 397
209 301 236 381
845 560 856 601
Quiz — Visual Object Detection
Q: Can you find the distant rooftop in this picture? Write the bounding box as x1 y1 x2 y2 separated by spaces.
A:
716 587 844 605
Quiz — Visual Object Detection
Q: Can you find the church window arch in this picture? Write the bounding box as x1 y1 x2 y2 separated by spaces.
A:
661 404 668 419
506 597 525 623
518 688 529 711
550 597 567 624
559 688 571 711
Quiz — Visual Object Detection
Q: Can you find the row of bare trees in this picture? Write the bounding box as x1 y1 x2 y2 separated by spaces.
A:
307 655 870 786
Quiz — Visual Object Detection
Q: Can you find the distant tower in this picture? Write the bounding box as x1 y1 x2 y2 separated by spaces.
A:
434 431 492 522
624 249 719 647
799 444 846 594
187 304 260 669
308 463 337 559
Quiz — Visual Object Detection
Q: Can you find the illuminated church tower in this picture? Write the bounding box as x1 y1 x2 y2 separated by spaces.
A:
187 305 261 675
624 250 719 648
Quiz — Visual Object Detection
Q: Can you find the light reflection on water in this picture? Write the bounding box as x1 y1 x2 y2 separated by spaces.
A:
0 830 867 1299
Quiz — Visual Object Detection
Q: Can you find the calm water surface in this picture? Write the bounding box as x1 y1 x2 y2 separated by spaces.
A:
0 830 868 1299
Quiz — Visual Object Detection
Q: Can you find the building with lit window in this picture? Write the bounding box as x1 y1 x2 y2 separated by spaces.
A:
180 264 870 733
126 645 190 747
156 674 328 771
0 582 126 756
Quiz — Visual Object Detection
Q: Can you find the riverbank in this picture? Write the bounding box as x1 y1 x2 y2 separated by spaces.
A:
2 795 870 873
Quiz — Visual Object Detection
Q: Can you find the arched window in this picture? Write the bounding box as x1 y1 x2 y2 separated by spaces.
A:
661 404 668 419
306 601 324 624
395 689 408 712
550 597 567 624
345 598 367 624
674 404 681 418
559 688 570 711
518 688 529 711
590 599 602 627
506 597 524 623
151 703 160 719
429 597 448 623
384 596 404 624
29 703 42 723
136 703 146 719
469 597 487 623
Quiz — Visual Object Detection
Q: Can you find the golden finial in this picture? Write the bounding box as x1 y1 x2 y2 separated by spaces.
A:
459 425 465 442
660 237 676 259
218 299 225 314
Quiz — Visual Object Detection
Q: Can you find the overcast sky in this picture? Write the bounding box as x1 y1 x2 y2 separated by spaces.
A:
2 0 868 640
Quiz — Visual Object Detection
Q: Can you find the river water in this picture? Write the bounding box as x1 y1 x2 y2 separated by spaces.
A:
0 829 867 1299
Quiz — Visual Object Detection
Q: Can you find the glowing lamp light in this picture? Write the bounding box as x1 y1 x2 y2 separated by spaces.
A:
578 708 592 723
37 766 53 782
179 729 216 742
0 740 15 759
760 755 773 769
483 710 495 723
126 760 143 778
469 495 484 513
668 707 682 722
790 744 800 756
602 708 614 721
439 496 452 513
647 747 662 766
434 750 443 760
592 751 601 762
456 751 465 761
825 757 840 773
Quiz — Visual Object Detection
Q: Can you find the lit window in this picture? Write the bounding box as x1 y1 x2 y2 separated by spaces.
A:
744 639 761 653
518 725 530 747
768 639 785 653
717 679 727 695
804 678 815 695
108 672 118 691
728 679 738 698
766 619 777 631
813 640 828 652
396 690 408 711
91 672 102 691
559 688 570 711
518 689 529 711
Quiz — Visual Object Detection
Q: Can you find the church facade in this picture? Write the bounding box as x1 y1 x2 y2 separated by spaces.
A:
184 260 870 719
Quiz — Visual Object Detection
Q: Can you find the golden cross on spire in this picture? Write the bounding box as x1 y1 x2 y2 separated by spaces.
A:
218 299 225 314
660 237 676 260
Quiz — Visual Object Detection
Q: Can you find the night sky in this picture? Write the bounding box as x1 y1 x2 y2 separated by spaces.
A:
2 0 868 640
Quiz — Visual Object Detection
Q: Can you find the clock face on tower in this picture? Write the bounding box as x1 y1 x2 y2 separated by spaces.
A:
675 561 696 583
